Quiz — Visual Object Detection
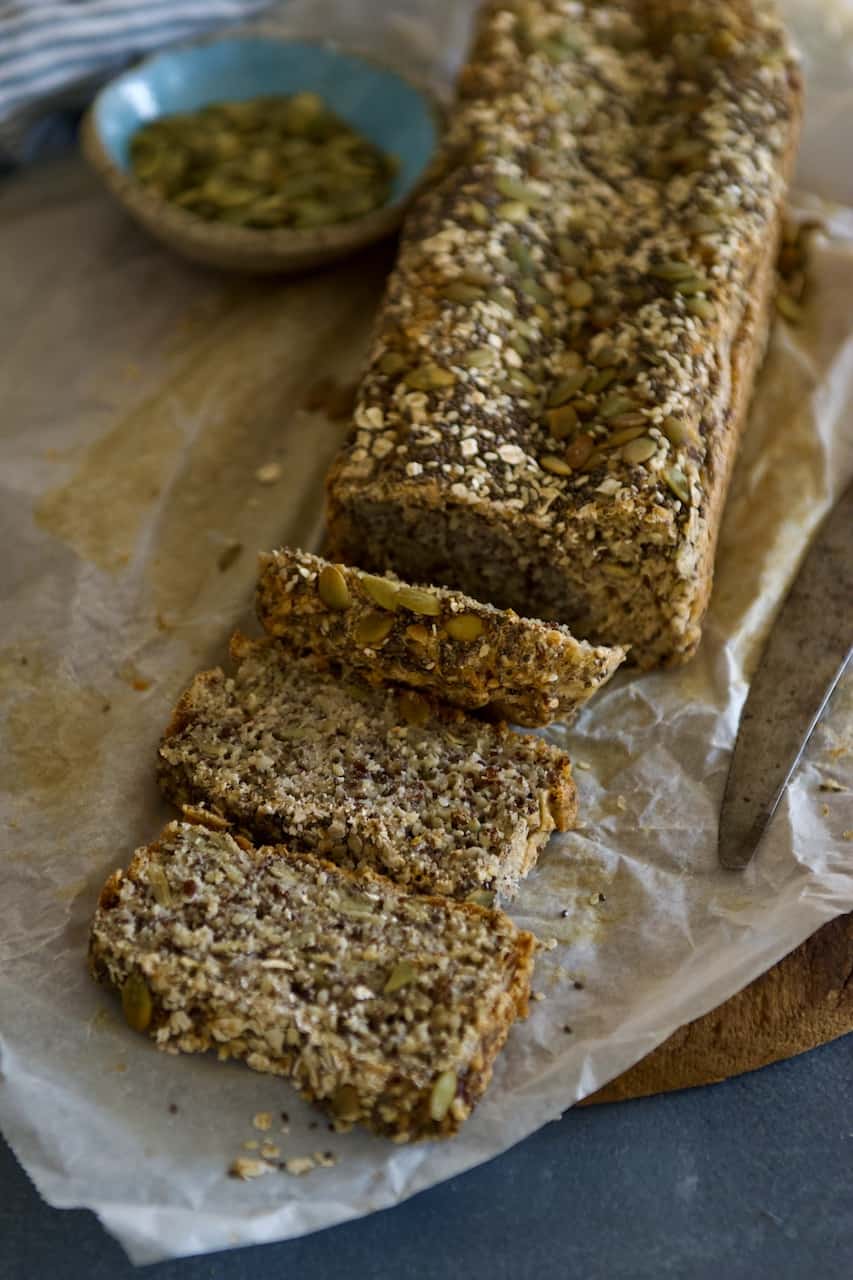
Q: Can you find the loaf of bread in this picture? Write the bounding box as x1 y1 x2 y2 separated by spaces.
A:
257 547 625 726
326 0 802 665
89 821 536 1141
158 633 576 900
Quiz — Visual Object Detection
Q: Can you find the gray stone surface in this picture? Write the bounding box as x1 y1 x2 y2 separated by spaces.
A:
2 1035 851 1280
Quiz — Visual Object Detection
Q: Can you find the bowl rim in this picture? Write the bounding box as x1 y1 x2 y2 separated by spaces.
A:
82 34 443 259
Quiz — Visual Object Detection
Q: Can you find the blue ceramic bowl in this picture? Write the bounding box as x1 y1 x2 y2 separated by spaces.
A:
82 37 441 273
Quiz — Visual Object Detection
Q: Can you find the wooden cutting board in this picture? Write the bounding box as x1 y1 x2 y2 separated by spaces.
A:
587 911 853 1103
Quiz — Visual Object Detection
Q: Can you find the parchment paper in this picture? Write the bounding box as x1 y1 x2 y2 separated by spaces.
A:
1 0 852 1265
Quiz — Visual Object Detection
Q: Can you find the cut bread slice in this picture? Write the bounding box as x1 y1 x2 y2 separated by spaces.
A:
257 547 625 727
89 820 536 1141
158 633 575 901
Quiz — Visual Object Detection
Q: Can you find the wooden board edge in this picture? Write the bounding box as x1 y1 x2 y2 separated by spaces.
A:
584 911 853 1104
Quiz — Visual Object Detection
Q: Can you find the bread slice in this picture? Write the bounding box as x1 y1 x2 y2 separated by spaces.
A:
325 0 803 666
158 634 575 900
89 820 536 1141
256 547 625 727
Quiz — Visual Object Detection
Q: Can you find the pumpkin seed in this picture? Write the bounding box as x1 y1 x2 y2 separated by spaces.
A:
591 345 619 368
579 448 607 472
686 213 720 235
649 260 695 280
121 972 152 1033
665 465 691 502
672 276 714 296
606 425 647 448
607 411 646 429
354 612 395 646
378 351 407 375
384 960 417 994
460 266 494 287
495 175 543 204
540 453 574 476
496 200 528 222
565 434 595 468
600 393 636 420
557 237 584 267
332 1084 361 1120
507 371 539 396
130 94 396 230
546 404 579 439
566 279 594 308
662 416 692 446
519 279 549 305
585 368 617 395
506 240 533 275
397 586 441 616
459 347 497 369
442 281 485 304
547 372 587 406
445 613 485 641
404 364 456 391
360 574 399 611
318 565 351 611
429 1070 458 1122
686 297 716 320
469 200 490 225
148 864 172 908
622 436 658 464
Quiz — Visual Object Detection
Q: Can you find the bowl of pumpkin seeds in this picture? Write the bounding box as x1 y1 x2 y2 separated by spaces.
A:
82 37 441 273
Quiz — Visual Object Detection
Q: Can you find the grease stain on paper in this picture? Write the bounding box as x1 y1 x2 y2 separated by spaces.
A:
0 648 107 807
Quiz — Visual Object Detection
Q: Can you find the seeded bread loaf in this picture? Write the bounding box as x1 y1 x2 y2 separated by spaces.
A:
257 547 625 726
158 633 575 900
89 821 536 1141
325 0 803 666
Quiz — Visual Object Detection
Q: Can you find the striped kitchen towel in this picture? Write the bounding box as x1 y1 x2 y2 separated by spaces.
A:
0 0 275 163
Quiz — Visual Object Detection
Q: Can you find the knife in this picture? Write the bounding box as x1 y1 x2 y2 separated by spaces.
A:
718 478 853 870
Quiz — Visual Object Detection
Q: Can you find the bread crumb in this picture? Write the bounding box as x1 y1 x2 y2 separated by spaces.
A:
818 779 845 793
252 1111 273 1131
229 1157 274 1180
313 1151 338 1168
260 1142 281 1160
255 462 282 484
242 1139 259 1151
283 1156 316 1177
842 830 853 842
217 542 243 573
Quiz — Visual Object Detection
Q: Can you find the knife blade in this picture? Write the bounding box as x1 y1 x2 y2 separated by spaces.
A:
718 479 853 870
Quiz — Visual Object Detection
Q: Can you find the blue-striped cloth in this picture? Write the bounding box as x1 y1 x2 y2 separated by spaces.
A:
0 1 275 164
